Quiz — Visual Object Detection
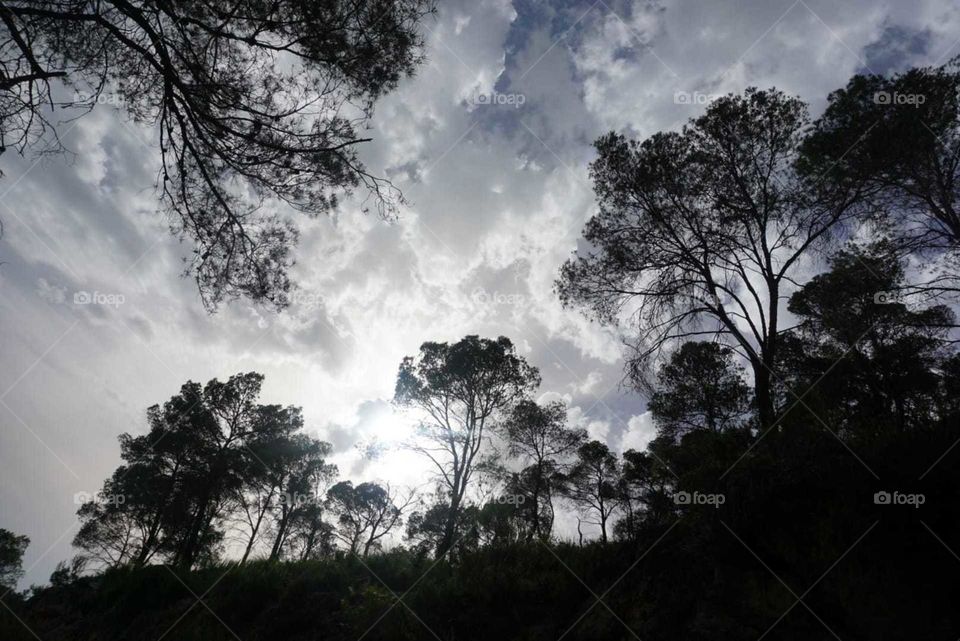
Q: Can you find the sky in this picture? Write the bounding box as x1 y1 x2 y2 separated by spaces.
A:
2 0 960 587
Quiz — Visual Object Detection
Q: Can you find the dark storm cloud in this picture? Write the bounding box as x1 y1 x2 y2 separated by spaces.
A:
861 25 934 74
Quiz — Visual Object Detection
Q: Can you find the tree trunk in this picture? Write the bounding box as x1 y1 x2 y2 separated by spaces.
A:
134 512 163 567
240 503 268 565
599 500 608 544
753 359 776 431
529 461 544 541
438 491 460 558
269 510 291 561
178 489 214 569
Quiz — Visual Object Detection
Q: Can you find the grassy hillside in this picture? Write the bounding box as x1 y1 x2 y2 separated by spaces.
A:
6 385 960 640
5 544 650 641
5 486 958 641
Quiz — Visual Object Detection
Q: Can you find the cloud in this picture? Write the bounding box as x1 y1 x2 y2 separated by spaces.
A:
620 412 657 454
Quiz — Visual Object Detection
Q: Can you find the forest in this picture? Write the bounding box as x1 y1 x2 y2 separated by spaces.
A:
2 1 960 640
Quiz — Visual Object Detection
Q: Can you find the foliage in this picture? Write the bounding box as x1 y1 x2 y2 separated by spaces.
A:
0 0 434 308
559 440 621 544
326 481 413 556
500 400 586 539
800 57 960 257
395 335 540 556
558 88 858 428
648 341 752 440
0 528 29 590
72 372 336 570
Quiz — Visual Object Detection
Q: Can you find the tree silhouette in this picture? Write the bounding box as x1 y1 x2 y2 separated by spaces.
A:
560 440 621 544
780 243 954 437
800 58 960 262
73 372 335 569
265 437 336 561
500 399 586 540
234 433 335 563
558 88 858 429
0 528 28 590
394 335 540 556
616 445 675 539
326 481 414 556
648 342 752 441
285 502 336 561
404 499 480 557
0 0 434 308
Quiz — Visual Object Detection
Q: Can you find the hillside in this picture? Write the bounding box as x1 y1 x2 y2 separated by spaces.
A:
6 421 959 641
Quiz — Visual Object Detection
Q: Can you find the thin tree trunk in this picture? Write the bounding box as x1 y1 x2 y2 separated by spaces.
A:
753 359 776 431
438 490 461 557
269 514 288 561
599 498 608 544
529 460 543 541
240 501 269 565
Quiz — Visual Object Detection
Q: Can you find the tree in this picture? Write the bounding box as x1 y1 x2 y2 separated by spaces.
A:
404 499 479 558
475 497 525 546
285 503 336 561
780 244 954 436
230 442 280 565
557 89 859 429
616 445 676 539
560 440 621 544
648 342 751 441
49 556 86 587
265 436 337 561
0 0 434 309
0 528 28 590
500 400 586 539
234 433 335 564
73 488 142 569
163 373 284 568
73 372 333 569
326 481 413 556
72 409 203 570
394 335 540 556
800 58 960 265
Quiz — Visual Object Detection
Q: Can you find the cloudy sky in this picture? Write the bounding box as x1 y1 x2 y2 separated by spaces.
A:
2 0 960 587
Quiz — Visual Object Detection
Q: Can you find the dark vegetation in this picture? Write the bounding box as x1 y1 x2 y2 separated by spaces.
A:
3 41 960 641
0 0 435 309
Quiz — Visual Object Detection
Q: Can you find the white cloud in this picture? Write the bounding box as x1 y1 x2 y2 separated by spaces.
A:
620 412 657 454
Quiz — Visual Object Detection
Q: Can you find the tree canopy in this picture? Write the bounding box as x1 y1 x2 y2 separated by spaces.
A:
558 88 858 429
0 528 28 590
0 0 434 308
395 335 540 556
